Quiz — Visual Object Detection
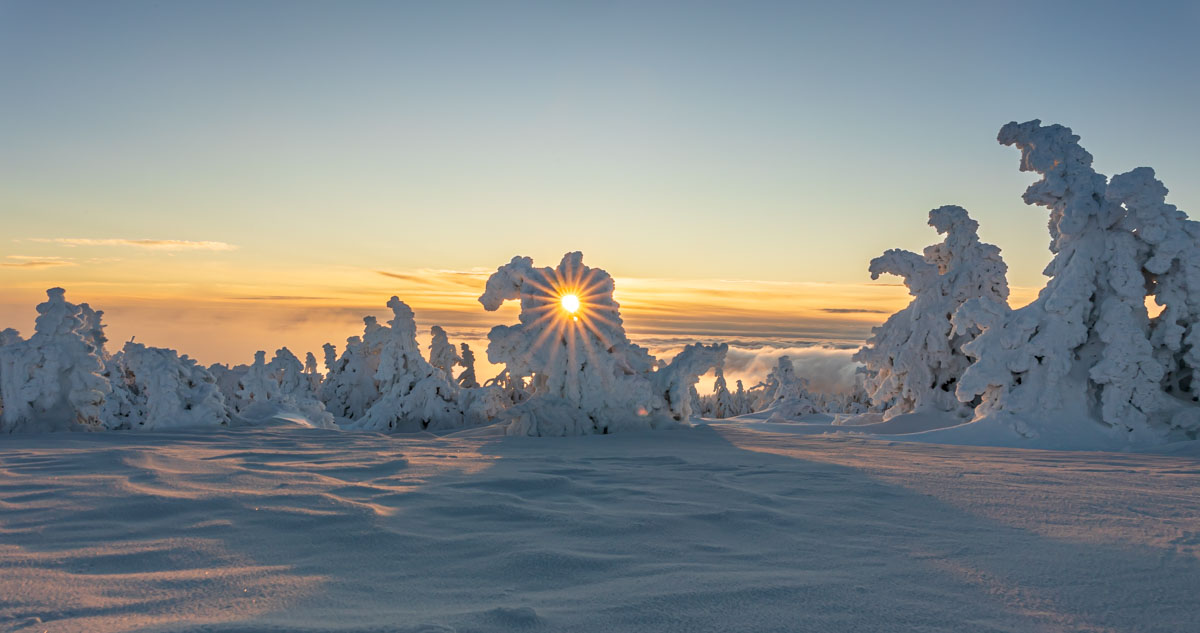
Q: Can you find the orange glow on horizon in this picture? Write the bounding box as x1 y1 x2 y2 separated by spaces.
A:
0 253 1044 369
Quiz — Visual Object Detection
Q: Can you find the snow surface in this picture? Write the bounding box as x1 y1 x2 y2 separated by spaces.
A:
1 425 1197 633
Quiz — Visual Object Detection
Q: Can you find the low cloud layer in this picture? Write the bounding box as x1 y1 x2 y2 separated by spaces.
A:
646 338 862 395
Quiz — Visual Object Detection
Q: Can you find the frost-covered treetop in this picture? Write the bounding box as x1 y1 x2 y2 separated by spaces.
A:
998 120 1118 251
385 296 417 339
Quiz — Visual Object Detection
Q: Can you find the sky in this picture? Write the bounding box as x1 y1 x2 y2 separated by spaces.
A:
1 0 1198 379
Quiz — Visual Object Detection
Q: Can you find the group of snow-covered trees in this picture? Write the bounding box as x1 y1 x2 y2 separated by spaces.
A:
0 288 514 434
0 288 230 432
855 120 1200 444
0 253 737 436
5 120 1197 444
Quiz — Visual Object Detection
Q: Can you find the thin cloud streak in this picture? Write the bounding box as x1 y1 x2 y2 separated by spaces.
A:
31 238 237 251
820 307 891 314
2 255 75 268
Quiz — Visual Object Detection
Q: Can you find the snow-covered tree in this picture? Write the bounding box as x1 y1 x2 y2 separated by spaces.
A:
304 351 322 392
320 297 503 432
229 348 335 427
0 288 111 432
0 328 25 420
953 120 1199 442
483 368 528 405
428 326 461 380
854 205 1009 420
320 331 382 421
348 298 466 431
105 342 228 430
480 252 724 435
457 343 480 389
1106 167 1200 406
653 342 729 422
751 356 818 418
731 379 753 417
709 368 735 418
711 369 732 417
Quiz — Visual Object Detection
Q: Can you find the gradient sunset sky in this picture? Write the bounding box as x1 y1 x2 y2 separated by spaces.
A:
2 1 1198 371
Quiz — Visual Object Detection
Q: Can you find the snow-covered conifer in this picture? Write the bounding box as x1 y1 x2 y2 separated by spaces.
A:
953 120 1198 441
457 343 480 389
320 333 381 421
1106 167 1200 408
0 288 111 432
350 297 466 431
428 326 461 380
854 205 1009 420
752 356 818 418
105 342 228 429
710 368 734 418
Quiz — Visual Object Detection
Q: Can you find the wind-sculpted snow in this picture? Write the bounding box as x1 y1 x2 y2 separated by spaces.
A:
2 426 1198 632
480 252 725 435
855 206 1009 421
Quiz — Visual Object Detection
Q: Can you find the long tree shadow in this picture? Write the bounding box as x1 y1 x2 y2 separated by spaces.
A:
1 424 1197 633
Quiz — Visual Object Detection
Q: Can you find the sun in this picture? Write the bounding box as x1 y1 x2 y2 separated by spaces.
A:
560 293 581 314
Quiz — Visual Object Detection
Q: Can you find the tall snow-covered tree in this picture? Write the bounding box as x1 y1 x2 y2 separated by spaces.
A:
854 205 1009 420
953 120 1199 442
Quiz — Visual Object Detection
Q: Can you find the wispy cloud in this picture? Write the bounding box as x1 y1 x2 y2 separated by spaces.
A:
375 269 488 288
820 307 890 314
230 295 330 302
2 255 75 268
31 238 237 251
